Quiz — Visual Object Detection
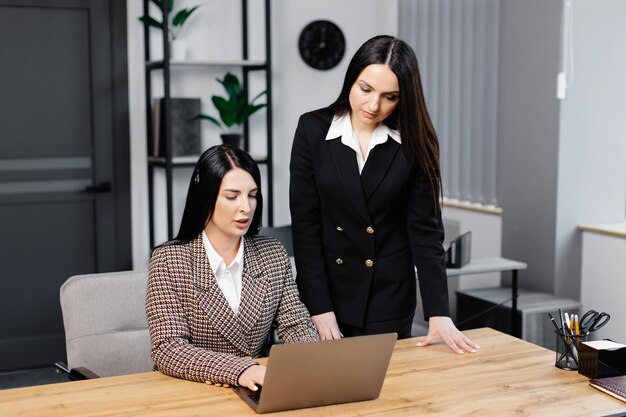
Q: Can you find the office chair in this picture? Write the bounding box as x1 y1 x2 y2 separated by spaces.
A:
260 224 294 256
57 270 153 379
258 225 296 354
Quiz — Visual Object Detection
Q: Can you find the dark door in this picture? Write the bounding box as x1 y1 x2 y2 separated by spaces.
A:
0 0 131 370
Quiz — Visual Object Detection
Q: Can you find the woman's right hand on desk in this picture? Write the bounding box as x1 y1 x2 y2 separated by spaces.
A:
417 316 480 354
311 311 343 340
238 365 266 391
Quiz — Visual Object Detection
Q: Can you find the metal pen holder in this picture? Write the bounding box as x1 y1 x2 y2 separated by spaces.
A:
555 329 588 371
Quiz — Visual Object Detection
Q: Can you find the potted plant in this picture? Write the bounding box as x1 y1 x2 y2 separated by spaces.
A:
197 72 268 148
139 0 202 59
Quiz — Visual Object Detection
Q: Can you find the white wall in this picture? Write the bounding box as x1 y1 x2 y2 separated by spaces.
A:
498 0 626 304
554 0 626 299
271 1 398 225
127 0 150 269
127 0 399 268
580 231 626 343
497 0 562 296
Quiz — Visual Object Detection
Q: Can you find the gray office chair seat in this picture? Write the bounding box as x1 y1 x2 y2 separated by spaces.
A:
59 270 153 378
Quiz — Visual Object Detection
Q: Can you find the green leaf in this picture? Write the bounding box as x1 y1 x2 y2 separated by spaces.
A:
172 9 189 27
249 90 268 104
151 0 173 16
138 15 163 30
239 103 266 124
218 73 242 100
219 107 238 127
196 114 221 128
173 5 201 28
208 73 268 128
212 96 236 127
212 96 232 112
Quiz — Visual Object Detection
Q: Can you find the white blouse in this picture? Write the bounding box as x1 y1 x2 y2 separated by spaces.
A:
324 113 401 174
201 231 244 314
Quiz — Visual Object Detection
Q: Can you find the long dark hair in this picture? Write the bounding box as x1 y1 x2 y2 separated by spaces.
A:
173 144 263 243
329 35 442 209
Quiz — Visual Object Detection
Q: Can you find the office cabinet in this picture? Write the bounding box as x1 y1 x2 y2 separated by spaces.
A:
457 287 581 350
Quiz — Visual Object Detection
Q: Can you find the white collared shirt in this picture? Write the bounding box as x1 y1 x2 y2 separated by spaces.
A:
325 113 401 174
201 231 244 314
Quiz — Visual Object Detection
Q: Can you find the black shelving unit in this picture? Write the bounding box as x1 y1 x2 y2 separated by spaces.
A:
143 0 274 248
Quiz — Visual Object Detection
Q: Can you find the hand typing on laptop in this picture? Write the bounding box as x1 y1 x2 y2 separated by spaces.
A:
233 333 397 413
205 364 266 390
238 365 266 391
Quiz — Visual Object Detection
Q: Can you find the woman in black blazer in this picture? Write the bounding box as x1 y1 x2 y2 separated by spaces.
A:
289 35 479 354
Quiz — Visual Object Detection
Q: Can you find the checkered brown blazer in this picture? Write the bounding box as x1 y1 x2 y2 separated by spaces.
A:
146 234 318 385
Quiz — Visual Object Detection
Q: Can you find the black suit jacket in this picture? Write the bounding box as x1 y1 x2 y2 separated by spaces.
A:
289 108 450 328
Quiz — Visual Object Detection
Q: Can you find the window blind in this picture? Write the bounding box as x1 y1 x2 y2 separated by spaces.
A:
399 0 500 207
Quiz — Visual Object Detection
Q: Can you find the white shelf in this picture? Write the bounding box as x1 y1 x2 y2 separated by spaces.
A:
146 59 266 68
148 156 198 165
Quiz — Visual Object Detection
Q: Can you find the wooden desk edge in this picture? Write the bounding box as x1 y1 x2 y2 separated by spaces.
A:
2 328 624 417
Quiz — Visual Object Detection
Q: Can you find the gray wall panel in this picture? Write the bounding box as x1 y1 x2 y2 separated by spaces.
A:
498 0 562 294
0 6 91 157
0 199 95 337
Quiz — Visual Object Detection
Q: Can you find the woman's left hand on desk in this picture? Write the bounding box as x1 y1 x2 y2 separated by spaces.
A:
416 316 480 354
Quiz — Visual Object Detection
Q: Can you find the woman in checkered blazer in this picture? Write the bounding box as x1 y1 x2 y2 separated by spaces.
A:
146 145 318 391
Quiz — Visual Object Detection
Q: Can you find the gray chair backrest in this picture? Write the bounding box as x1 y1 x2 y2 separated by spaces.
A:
60 270 153 377
261 225 293 256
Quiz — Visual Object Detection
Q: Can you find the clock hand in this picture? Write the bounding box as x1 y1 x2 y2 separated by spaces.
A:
311 43 323 53
320 26 326 48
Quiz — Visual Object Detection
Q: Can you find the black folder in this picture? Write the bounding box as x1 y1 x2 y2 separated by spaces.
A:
445 231 471 268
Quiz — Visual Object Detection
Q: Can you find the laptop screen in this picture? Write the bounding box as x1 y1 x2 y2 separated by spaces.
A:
235 332 398 413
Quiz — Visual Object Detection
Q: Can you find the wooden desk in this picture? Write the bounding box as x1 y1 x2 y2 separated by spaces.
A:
447 257 527 337
2 328 624 416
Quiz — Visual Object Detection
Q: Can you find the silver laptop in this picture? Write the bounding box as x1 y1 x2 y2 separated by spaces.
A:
234 332 397 413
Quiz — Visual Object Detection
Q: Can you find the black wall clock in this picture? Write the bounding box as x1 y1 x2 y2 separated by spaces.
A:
298 20 346 70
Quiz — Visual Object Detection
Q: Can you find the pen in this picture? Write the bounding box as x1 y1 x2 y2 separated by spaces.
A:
548 312 570 345
548 313 562 333
567 314 574 334
548 312 571 364
558 308 564 330
564 312 573 345
548 312 562 333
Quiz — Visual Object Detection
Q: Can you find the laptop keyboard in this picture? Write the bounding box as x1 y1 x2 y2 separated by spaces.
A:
247 386 262 404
